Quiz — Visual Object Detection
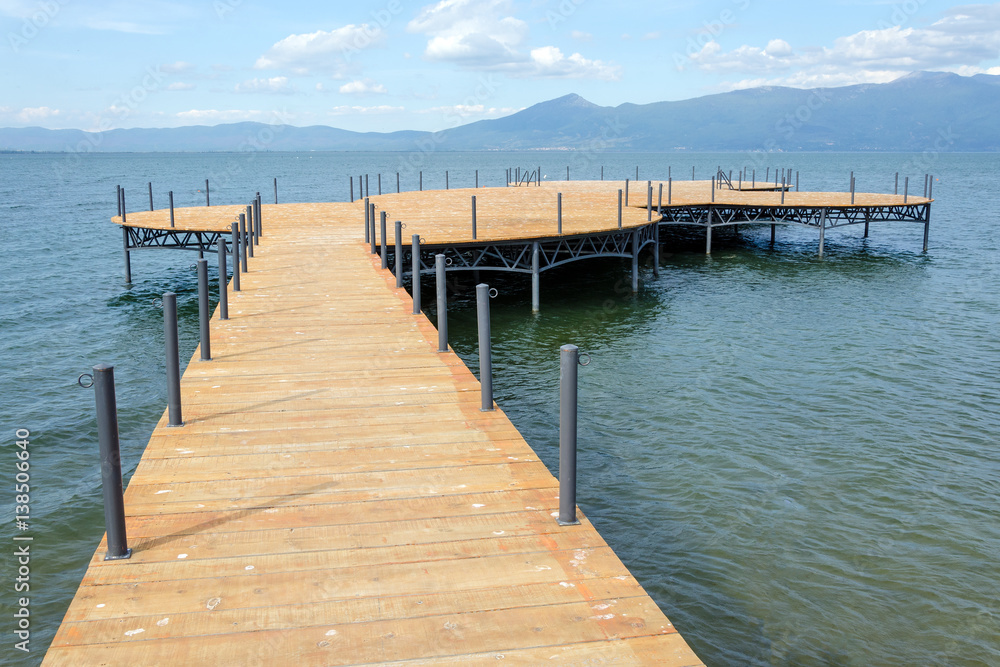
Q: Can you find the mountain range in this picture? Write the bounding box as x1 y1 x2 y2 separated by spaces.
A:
2 71 997 153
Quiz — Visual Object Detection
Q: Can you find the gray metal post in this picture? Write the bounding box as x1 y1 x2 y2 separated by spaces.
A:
706 206 713 254
711 177 715 202
647 183 652 221
924 174 928 198
205 179 210 206
601 166 604 181
617 189 623 229
120 187 126 223
567 166 570 181
864 211 870 238
531 242 540 313
239 213 248 272
446 170 449 190
669 178 672 205
796 171 800 191
631 230 639 293
395 221 404 288
819 208 827 257
121 227 131 284
163 292 183 426
625 179 629 206
472 195 477 240
397 172 400 193
923 206 931 252
364 197 370 243
929 175 934 199
148 182 153 211
771 224 776 244
476 169 479 188
658 183 663 210
378 173 382 195
558 344 580 526
169 191 175 227
380 213 388 270
653 220 660 278
257 194 263 238
359 174 363 200
369 212 376 255
557 193 563 234
895 172 899 195
851 176 856 205
436 254 447 352
692 166 695 181
904 177 909 203
350 176 354 203
197 259 211 361
476 283 494 412
420 171 423 191
91 364 132 560
230 223 240 291
246 205 255 255
274 177 277 205
412 234 421 314
781 178 786 205
365 174 369 198
752 169 756 187
537 167 540 186
116 184 122 217
217 239 228 320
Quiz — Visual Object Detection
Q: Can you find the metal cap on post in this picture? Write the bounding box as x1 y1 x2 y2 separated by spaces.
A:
394 221 404 288
558 344 581 526
230 222 241 291
436 254 448 352
217 239 229 321
197 259 212 361
412 234 422 314
163 292 183 427
91 364 132 560
476 284 494 412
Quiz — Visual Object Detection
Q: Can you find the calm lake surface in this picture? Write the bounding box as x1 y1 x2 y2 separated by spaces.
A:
1 150 997 666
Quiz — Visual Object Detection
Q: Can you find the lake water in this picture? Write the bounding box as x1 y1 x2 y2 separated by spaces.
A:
2 150 998 666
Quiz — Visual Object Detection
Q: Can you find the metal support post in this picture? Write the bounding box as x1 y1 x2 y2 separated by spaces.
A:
148 182 153 211
364 197 370 242
169 191 175 227
706 206 713 254
217 239 228 320
120 187 126 223
476 170 479 188
625 179 629 206
365 174 369 198
446 170 449 190
711 177 715 202
246 205 255 256
412 235 421 314
647 183 652 221
658 183 663 210
274 177 278 204
91 364 132 560
205 179 210 206
380 213 388 270
819 208 827 257
558 344 580 526
239 214 248 272
669 178 672 205
350 176 354 203
369 211 376 255
472 195 477 240
397 172 400 193
121 227 131 284
923 206 931 252
557 193 563 234
476 284 494 412
531 242 540 313
771 224 776 244
904 177 909 203
436 254 447 352
653 222 660 278
163 292 183 426
395 221 404 288
197 259 211 361
378 173 381 195
617 189 623 229
230 223 240 291
631 230 639 293
116 185 122 217
420 171 423 191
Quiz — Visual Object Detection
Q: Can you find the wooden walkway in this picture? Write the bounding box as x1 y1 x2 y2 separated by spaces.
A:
47 202 703 665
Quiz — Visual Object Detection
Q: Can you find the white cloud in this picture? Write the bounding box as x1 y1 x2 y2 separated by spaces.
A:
161 61 195 74
234 77 296 94
329 105 404 115
526 46 621 80
17 106 60 123
167 82 195 91
691 4 1000 88
255 25 385 74
339 79 387 95
419 104 520 118
571 30 592 41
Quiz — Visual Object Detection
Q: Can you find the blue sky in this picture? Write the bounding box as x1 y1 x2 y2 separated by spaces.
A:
2 0 999 131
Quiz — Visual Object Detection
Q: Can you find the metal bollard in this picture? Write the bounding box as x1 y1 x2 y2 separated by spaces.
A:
197 259 211 361
711 177 715 202
446 170 449 190
395 221 404 288
246 205 255 255
477 284 494 412
669 177 672 205
412 234 421 314
239 213 248 272
169 191 175 227
121 226 131 284
476 169 479 188
90 364 132 560
380 213 388 270
365 174 369 198
257 194 263 237
120 187 126 223
397 172 400 193
558 344 581 526
116 184 122 217
472 195 477 240
369 211 376 255
436 254 448 352
851 176 856 205
217 239 228 320
364 197 370 243
557 192 563 234
350 176 355 203
658 182 663 210
647 183 652 221
420 171 423 191
205 179 210 206
230 222 240 291
148 182 153 211
781 178 786 205
274 177 277 205
378 173 382 195
163 292 183 426
904 177 909 203
625 178 629 206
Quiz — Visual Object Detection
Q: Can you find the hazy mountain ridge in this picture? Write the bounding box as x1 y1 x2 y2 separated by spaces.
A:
2 71 997 153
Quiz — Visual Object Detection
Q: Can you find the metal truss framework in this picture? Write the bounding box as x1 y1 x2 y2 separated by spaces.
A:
659 203 931 229
124 226 227 254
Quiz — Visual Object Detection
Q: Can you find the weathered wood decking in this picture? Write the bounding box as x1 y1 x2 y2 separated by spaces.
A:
47 200 704 665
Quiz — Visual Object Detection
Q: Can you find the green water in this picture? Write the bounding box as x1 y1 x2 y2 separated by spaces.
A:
1 152 997 665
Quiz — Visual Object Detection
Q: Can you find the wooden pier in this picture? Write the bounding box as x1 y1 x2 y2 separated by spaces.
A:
47 196 705 665
52 178 933 664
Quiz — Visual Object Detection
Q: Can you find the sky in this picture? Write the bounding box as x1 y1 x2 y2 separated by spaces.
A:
2 0 999 132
